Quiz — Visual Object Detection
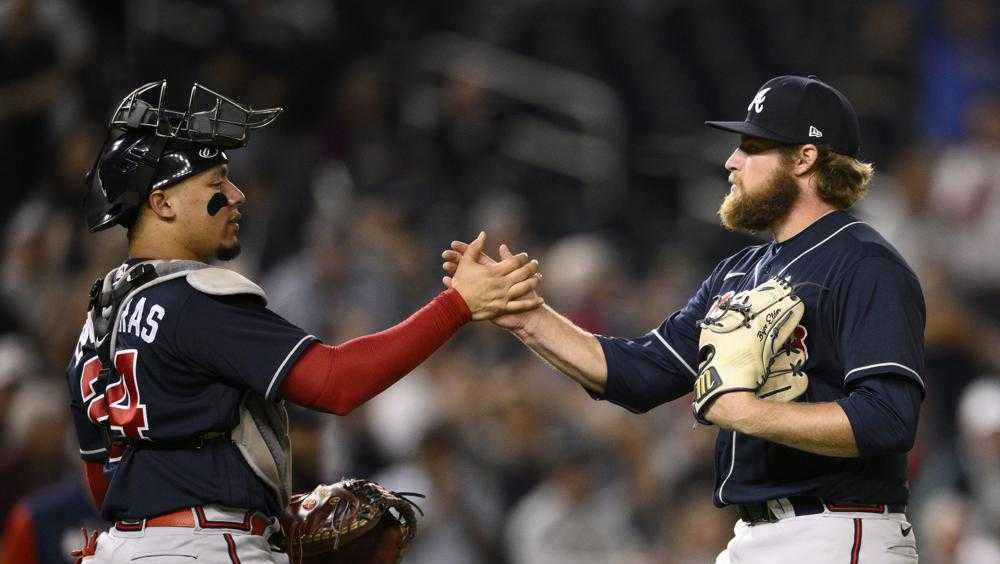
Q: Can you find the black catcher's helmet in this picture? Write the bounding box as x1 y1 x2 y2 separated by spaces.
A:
84 80 283 232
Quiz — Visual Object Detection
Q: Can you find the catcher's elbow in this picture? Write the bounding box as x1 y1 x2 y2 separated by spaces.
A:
310 394 359 416
330 400 357 416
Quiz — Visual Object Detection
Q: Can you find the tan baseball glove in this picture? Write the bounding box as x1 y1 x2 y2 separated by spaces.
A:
758 324 810 403
692 276 805 423
280 479 424 564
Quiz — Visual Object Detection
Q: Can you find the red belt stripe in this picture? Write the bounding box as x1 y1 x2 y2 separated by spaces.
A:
193 506 255 532
850 518 862 564
828 503 886 514
225 533 241 564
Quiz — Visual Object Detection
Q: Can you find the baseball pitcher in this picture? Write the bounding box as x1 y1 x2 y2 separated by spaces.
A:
444 75 924 563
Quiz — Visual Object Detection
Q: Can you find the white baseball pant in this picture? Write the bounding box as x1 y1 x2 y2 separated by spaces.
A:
716 505 918 563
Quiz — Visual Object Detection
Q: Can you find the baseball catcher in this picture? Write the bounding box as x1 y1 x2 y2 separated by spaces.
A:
66 80 543 563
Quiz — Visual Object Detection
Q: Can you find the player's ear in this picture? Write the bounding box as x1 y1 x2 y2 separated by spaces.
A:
790 144 819 176
147 188 177 220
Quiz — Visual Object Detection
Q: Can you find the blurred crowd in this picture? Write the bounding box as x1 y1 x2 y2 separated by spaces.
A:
1 0 998 562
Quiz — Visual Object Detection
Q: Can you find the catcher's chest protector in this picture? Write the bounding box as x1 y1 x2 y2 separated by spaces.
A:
89 260 293 506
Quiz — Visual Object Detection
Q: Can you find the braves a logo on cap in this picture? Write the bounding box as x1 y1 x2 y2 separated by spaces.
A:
198 147 219 159
747 87 772 114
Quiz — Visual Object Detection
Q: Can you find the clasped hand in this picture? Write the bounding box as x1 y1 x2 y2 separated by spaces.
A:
445 232 544 321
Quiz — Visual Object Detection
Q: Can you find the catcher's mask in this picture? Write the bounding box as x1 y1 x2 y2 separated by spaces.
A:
84 80 283 232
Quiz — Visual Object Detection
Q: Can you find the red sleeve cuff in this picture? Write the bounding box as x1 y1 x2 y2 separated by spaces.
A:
440 287 472 324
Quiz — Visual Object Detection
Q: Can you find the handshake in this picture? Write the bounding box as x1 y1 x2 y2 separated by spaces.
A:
439 232 544 325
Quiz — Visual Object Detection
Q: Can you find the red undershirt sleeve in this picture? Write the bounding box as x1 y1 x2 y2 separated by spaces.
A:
280 288 472 415
83 460 109 509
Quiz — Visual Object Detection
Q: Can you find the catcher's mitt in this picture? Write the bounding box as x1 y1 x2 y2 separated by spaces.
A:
280 479 424 564
692 276 804 423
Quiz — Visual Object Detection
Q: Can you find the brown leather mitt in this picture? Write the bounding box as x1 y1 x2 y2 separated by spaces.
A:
280 479 423 564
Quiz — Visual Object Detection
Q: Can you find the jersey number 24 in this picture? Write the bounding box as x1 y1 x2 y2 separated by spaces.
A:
80 350 151 440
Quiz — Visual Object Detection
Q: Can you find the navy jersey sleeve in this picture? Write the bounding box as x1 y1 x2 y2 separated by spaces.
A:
833 256 926 391
836 374 922 456
175 291 319 400
65 318 110 462
594 275 708 413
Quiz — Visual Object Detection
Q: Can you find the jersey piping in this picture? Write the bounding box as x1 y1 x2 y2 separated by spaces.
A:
844 362 923 387
718 218 864 504
265 334 317 399
775 221 865 278
718 431 738 504
648 328 698 377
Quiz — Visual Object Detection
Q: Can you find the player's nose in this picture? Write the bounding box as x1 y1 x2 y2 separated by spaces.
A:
225 181 246 207
725 147 744 172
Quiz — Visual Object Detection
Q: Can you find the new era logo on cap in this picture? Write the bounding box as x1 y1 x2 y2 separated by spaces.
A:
705 75 861 157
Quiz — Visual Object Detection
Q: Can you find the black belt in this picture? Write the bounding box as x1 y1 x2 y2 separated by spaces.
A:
119 431 230 450
736 496 907 525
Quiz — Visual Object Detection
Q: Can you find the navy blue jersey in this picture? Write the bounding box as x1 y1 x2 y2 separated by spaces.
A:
65 262 318 520
597 211 925 506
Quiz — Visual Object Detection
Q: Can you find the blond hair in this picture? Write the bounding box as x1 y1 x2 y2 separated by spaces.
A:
783 145 874 209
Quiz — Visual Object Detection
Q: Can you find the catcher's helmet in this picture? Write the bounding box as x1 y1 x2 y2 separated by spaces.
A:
84 80 283 232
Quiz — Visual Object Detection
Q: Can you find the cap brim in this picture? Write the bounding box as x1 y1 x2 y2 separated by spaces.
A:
704 120 800 144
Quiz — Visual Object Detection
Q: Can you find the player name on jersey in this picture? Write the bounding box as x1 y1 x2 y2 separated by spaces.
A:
117 297 166 344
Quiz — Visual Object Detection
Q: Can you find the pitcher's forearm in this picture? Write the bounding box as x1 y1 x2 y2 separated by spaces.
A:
512 305 608 393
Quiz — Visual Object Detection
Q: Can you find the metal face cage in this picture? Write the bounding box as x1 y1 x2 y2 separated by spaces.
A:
108 80 283 148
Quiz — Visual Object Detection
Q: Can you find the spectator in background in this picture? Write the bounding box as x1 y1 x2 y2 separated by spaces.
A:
953 379 1000 559
377 424 505 564
918 0 999 143
0 1 994 562
927 95 1000 319
0 0 64 223
0 474 103 564
0 336 32 422
0 380 71 526
649 480 737 564
504 436 646 564
916 379 1000 564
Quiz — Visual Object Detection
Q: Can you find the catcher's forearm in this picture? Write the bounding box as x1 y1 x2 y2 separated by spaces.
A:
709 393 860 457
512 305 608 393
281 289 471 414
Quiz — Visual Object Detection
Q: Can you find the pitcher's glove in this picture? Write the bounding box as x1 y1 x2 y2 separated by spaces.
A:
758 324 809 403
280 479 424 564
692 276 805 423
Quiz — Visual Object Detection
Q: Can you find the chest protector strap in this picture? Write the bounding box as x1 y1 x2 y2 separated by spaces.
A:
87 260 292 507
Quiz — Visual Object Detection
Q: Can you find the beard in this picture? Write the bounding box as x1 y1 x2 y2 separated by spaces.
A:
216 239 241 261
719 166 799 233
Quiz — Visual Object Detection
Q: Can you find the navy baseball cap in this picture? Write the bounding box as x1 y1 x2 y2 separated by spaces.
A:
705 75 861 158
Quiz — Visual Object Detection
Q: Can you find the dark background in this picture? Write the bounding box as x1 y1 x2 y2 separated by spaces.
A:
1 0 998 562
